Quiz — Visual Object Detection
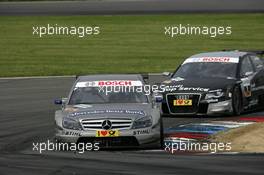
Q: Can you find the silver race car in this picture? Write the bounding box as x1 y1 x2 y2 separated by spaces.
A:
54 74 163 149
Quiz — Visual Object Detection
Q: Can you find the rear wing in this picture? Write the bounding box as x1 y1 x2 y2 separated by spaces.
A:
243 50 264 57
141 73 149 84
75 73 149 84
243 50 264 63
222 49 264 57
222 50 264 63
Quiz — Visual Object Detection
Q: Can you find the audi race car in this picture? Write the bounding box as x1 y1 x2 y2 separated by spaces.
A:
54 74 163 148
161 50 264 116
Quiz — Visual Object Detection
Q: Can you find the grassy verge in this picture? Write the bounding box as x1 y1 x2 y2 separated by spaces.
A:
210 122 264 153
0 14 263 77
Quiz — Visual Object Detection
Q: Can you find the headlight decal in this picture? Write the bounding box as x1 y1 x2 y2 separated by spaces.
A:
62 117 82 130
205 89 225 100
132 116 152 129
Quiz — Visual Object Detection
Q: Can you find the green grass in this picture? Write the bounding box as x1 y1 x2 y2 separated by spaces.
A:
0 14 263 77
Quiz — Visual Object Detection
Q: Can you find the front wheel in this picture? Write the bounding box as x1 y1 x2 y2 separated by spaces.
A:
232 86 243 116
159 118 164 149
258 94 264 109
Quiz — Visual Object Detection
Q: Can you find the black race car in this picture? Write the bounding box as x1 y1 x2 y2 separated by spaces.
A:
161 50 264 116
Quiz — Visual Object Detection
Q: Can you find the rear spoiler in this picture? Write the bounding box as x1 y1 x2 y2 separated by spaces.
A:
75 73 150 83
141 73 149 84
222 49 264 57
246 51 264 64
242 50 264 57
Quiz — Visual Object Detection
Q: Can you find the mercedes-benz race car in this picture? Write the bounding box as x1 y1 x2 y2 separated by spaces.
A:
161 50 264 116
54 74 163 149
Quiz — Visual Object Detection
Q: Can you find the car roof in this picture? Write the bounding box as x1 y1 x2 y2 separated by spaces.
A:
77 74 144 82
189 51 248 58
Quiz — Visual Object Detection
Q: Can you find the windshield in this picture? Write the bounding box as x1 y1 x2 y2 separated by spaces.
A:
173 62 238 79
68 87 148 105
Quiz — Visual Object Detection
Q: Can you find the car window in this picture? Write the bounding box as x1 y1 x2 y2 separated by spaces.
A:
173 62 237 79
251 56 264 71
68 87 148 105
240 57 254 77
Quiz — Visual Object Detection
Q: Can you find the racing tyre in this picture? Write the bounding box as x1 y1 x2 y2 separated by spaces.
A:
258 94 264 109
232 86 243 116
160 118 164 149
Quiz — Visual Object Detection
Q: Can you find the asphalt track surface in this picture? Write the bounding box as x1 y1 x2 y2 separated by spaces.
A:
0 76 264 175
0 0 264 15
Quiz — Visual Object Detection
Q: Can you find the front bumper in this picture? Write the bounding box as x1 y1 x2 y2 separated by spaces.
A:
55 126 161 148
206 99 233 115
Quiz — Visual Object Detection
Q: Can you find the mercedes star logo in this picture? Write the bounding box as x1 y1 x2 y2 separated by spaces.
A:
102 120 112 130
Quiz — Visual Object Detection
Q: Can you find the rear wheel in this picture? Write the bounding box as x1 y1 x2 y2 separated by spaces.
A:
232 86 243 115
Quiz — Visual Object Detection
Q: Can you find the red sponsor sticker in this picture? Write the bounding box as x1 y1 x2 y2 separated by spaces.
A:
76 80 143 87
202 57 230 62
98 81 132 86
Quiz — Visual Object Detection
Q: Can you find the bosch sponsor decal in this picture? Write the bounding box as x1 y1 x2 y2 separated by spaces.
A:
133 129 151 135
183 57 239 64
69 109 145 117
76 80 143 87
164 84 210 92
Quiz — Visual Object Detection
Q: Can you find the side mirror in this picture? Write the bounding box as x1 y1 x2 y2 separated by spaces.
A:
54 99 62 105
54 98 68 105
162 72 172 77
154 95 163 103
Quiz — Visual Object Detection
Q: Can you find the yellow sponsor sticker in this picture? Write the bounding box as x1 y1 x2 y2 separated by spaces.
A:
96 130 120 137
173 99 192 106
